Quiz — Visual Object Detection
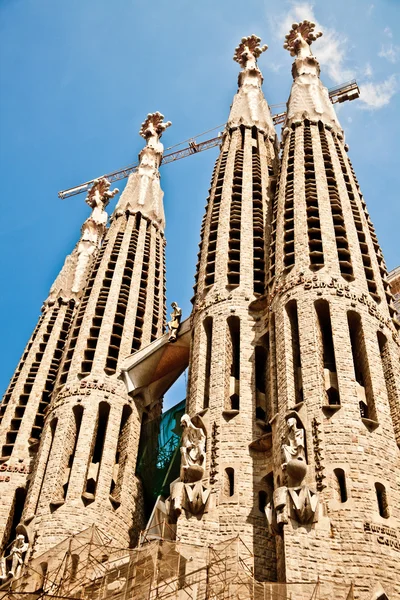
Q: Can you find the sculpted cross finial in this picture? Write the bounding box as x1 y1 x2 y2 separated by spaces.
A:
233 35 268 70
85 177 119 210
139 112 172 147
283 20 322 58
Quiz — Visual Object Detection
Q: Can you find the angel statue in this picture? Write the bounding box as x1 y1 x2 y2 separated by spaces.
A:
180 414 206 483
0 532 29 580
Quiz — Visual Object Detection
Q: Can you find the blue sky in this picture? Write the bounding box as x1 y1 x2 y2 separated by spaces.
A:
0 0 399 409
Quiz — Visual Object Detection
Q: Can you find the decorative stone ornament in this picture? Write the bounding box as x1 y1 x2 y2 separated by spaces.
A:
233 35 268 68
283 20 323 57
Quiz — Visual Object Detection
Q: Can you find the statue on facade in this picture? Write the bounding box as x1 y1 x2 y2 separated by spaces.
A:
266 412 318 531
0 531 29 581
179 414 206 483
169 413 209 517
167 302 182 342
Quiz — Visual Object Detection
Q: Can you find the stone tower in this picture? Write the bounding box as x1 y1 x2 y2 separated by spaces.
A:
21 113 171 557
0 178 115 555
177 35 280 579
265 21 400 597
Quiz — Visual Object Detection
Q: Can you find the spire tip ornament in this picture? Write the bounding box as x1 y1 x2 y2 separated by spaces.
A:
283 20 323 57
139 112 172 143
233 34 268 68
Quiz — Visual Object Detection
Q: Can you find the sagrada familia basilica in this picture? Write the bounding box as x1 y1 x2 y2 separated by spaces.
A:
0 21 399 600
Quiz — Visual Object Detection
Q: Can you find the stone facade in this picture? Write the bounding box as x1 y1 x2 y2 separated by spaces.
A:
0 27 399 600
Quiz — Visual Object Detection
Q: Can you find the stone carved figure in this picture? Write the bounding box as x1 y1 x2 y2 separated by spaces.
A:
266 412 318 532
282 415 307 487
167 302 182 342
179 414 206 483
169 414 209 517
0 532 29 581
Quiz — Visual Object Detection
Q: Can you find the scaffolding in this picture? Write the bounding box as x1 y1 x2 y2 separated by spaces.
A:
1 526 356 600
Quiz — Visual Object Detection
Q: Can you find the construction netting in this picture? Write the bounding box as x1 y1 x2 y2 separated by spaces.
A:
136 400 186 517
2 526 356 600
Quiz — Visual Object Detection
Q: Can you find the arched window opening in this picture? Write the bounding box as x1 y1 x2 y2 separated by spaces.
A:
377 331 400 447
225 468 235 497
258 491 268 513
226 317 240 411
62 405 83 502
255 343 269 422
83 402 110 504
315 300 340 406
259 472 274 514
286 301 303 405
347 312 376 422
1 487 26 558
203 317 213 409
39 562 48 591
270 315 278 415
333 468 347 503
375 483 389 519
110 405 132 508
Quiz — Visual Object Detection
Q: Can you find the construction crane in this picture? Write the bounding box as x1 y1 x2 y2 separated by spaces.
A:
58 80 360 200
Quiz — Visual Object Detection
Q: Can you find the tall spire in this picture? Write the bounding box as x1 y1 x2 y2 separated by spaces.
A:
228 35 276 135
114 112 171 228
283 21 342 133
44 178 118 308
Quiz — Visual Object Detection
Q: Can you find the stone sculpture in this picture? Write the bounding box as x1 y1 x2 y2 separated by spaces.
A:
167 302 182 342
179 414 206 483
266 412 318 532
169 414 209 517
0 531 29 581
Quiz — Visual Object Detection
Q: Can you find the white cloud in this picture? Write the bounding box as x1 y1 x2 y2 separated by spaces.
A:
384 26 393 38
268 62 283 73
358 75 397 109
364 63 373 78
347 116 353 123
270 2 355 83
378 44 399 64
367 4 374 16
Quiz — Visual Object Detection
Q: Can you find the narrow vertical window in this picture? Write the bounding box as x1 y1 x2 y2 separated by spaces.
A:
110 405 132 508
62 406 83 501
286 301 302 405
225 468 235 497
283 130 296 269
315 300 340 406
83 402 110 504
204 152 228 288
304 122 324 270
347 311 376 423
377 331 400 447
375 483 389 518
333 468 347 503
270 314 278 415
255 344 268 421
227 149 243 287
132 223 151 352
259 472 274 513
203 317 213 409
226 317 240 411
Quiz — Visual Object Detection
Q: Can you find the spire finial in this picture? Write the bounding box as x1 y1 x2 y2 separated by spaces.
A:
283 20 322 58
139 112 172 147
233 35 268 69
86 177 119 210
